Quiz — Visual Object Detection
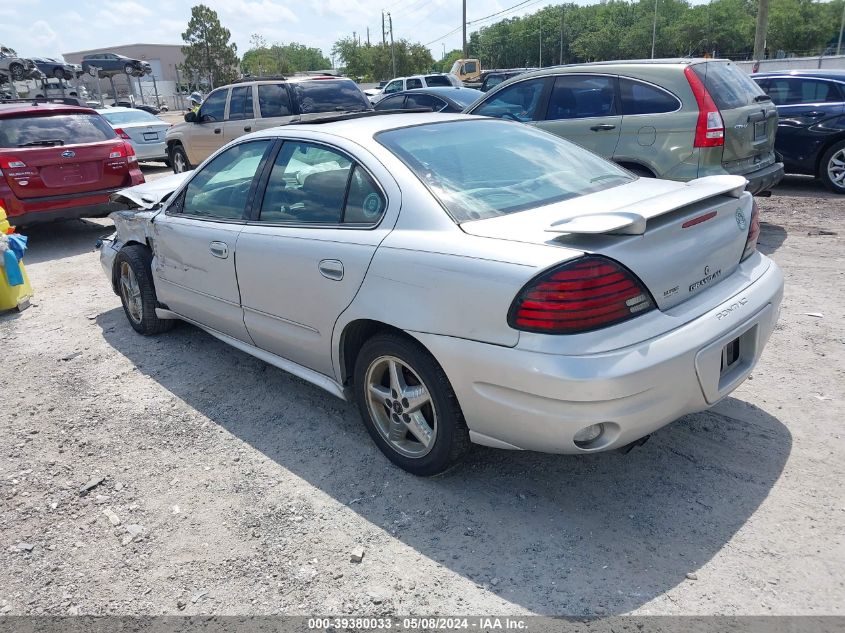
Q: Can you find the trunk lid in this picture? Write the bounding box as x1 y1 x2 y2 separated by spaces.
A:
0 111 130 199
461 176 754 310
692 61 779 172
118 121 170 146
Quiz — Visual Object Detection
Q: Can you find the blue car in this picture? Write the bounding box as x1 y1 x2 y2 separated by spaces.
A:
752 70 845 194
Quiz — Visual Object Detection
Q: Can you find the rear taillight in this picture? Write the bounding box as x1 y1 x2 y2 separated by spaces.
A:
508 255 656 334
684 66 724 148
114 127 132 140
741 199 761 261
0 157 27 170
109 142 138 163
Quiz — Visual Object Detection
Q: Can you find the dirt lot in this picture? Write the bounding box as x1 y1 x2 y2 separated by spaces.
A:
1 168 843 616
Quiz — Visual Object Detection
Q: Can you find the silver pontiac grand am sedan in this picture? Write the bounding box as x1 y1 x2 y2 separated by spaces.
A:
99 112 784 476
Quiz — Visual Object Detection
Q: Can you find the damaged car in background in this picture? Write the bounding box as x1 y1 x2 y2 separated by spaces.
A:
99 113 784 476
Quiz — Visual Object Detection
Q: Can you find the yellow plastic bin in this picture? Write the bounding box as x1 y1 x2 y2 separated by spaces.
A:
0 207 33 312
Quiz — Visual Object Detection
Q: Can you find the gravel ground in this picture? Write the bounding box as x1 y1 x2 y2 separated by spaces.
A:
1 170 843 617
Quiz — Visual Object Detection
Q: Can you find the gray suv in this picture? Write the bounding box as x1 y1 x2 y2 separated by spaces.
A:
465 58 783 194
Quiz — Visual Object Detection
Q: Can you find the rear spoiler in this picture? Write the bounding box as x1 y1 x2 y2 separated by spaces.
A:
546 175 747 236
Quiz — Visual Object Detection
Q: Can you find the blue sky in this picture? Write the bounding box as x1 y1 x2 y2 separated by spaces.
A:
0 0 562 64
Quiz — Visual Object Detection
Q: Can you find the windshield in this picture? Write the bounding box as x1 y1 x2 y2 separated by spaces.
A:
0 113 116 147
101 110 161 125
446 89 484 107
377 119 632 222
293 80 371 114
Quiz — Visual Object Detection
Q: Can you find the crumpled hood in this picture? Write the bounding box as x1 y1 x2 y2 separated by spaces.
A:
110 172 190 210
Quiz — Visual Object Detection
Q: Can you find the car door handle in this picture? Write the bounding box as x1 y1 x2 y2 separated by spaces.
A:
318 259 344 281
209 241 228 259
589 124 616 131
243 125 252 132
214 127 221 134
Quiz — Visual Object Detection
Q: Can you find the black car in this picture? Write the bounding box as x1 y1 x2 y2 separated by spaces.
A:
373 86 484 113
31 57 77 81
479 69 533 92
752 70 845 194
82 53 151 78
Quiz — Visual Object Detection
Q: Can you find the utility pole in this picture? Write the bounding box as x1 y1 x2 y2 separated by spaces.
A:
462 0 467 58
539 30 542 68
837 1 844 56
442 43 446 60
382 11 386 45
367 27 370 46
388 12 396 78
559 7 564 65
651 0 658 59
753 0 770 61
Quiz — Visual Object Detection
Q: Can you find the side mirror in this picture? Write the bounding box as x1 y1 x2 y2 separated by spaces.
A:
184 111 197 123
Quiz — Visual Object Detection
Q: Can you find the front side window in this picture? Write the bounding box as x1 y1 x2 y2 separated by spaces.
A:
228 85 254 120
377 119 632 222
547 75 617 120
406 78 423 90
793 79 842 103
383 80 403 94
257 84 292 118
180 141 271 220
199 88 227 122
620 78 680 115
472 78 547 122
258 142 384 224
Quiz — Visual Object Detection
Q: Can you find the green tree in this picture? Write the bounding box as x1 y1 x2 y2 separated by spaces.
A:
242 36 331 76
332 38 435 81
181 4 239 88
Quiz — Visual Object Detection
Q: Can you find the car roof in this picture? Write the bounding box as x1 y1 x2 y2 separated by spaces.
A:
262 112 474 143
751 69 845 81
402 87 482 99
0 102 97 118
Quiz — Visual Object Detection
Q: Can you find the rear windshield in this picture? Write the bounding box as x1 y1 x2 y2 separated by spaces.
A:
693 61 766 110
425 75 452 87
0 113 116 147
377 119 632 222
292 80 370 114
100 110 161 125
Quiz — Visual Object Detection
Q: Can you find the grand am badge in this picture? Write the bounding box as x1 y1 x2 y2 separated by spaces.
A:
735 209 747 231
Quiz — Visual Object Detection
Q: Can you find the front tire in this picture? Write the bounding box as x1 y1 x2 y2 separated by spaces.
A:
124 64 135 75
819 140 845 194
53 67 65 80
169 144 191 173
114 245 174 335
354 333 470 476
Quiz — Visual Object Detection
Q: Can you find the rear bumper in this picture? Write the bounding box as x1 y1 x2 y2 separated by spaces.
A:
742 161 784 195
410 254 784 454
133 141 168 161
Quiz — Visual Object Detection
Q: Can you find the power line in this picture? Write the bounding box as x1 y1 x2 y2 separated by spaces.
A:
423 0 548 47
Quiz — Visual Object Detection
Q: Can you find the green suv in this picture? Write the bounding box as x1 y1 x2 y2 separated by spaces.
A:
465 58 783 194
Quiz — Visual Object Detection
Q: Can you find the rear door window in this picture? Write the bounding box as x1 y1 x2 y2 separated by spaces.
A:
546 75 618 120
693 62 765 110
405 93 442 110
199 88 227 122
227 85 254 120
425 75 452 87
472 78 547 122
257 84 292 118
292 80 370 114
373 95 407 110
620 78 680 115
0 113 115 147
406 78 423 90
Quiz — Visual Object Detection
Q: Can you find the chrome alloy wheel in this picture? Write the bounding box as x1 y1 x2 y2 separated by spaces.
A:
173 151 187 173
119 261 143 324
365 355 437 458
827 147 845 189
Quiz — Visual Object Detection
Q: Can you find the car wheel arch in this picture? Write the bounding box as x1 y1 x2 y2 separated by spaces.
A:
814 132 845 177
615 161 657 178
338 319 411 390
111 239 152 294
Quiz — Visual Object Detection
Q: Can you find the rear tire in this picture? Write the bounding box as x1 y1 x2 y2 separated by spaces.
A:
114 244 174 335
53 67 64 80
169 144 191 173
124 64 135 75
819 140 845 194
9 63 25 81
353 333 470 476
